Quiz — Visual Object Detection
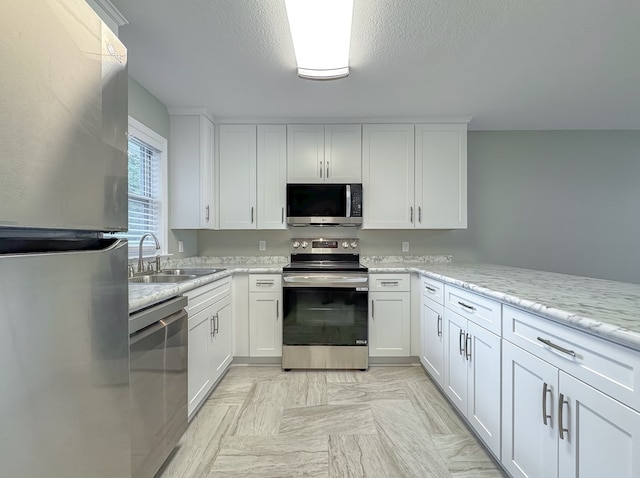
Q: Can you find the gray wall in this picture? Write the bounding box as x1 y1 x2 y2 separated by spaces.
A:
127 76 198 259
466 131 640 284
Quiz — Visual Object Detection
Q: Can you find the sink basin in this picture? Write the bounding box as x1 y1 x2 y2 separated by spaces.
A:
160 268 225 276
129 274 197 284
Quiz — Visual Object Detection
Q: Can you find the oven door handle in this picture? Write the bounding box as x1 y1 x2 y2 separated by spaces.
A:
283 275 369 288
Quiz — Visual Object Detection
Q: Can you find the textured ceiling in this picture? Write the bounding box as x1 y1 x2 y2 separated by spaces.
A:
111 0 640 130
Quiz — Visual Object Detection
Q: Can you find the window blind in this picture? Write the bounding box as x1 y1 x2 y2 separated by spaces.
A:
120 136 163 255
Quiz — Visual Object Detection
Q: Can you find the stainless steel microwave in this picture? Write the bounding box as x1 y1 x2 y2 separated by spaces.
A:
286 184 363 226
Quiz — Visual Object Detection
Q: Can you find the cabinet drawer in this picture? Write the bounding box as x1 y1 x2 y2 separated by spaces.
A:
185 277 231 315
369 274 410 292
249 274 282 292
503 305 640 411
420 275 444 304
444 285 501 335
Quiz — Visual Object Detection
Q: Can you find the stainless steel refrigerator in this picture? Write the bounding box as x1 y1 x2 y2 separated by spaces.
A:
0 1 130 476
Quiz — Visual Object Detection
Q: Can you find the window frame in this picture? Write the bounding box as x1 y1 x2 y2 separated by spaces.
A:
125 116 169 257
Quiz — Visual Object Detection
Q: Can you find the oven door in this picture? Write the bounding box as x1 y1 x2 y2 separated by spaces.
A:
282 273 368 346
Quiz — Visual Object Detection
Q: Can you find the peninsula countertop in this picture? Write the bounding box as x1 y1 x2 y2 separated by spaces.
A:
366 260 640 351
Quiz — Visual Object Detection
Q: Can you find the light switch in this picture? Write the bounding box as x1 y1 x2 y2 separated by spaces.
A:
178 240 184 253
259 240 267 251
402 241 409 252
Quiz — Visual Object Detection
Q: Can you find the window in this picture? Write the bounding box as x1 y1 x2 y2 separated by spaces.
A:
117 117 168 257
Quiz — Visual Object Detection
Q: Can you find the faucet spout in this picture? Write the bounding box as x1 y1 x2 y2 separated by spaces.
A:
138 233 161 272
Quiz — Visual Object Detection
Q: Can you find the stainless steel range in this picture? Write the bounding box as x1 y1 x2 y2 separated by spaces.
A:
282 238 369 370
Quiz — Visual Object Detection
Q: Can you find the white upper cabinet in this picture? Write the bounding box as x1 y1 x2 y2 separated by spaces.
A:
169 114 216 229
257 125 287 229
362 123 467 229
287 124 362 183
324 124 362 183
362 124 415 228
218 124 286 230
415 124 467 229
218 124 257 229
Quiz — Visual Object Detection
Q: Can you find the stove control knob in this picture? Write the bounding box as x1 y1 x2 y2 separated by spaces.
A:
341 241 350 249
350 241 359 249
301 241 309 249
292 240 300 249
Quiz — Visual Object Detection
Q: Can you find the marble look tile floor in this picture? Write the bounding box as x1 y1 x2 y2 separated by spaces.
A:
158 365 507 478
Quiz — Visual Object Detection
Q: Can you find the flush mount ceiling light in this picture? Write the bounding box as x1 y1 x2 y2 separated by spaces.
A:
284 0 354 80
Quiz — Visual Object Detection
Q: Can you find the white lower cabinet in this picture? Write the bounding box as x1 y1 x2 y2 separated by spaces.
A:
248 274 282 357
369 274 411 357
420 286 444 386
186 278 233 419
443 306 502 457
502 338 640 478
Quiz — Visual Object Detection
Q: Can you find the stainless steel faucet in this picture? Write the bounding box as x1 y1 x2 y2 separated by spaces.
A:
138 233 161 272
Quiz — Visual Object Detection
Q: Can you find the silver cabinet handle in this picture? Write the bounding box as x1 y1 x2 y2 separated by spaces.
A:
459 329 465 355
457 301 476 312
425 285 436 293
326 161 329 178
215 313 219 334
437 314 442 337
380 281 399 286
256 281 274 287
542 382 552 426
205 205 210 221
276 299 279 320
210 316 215 337
465 333 471 360
537 337 576 357
410 206 414 223
281 207 284 224
371 300 374 319
251 206 254 224
558 393 569 440
319 160 323 178
418 206 422 223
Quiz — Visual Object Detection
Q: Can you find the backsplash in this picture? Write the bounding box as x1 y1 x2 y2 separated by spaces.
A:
362 255 452 264
163 255 289 268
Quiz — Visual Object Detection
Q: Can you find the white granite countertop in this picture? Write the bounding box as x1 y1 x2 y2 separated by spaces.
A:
128 257 288 314
365 260 640 351
130 255 640 351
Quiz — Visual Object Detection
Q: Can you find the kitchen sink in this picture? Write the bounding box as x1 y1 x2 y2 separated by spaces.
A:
129 274 197 284
160 268 225 276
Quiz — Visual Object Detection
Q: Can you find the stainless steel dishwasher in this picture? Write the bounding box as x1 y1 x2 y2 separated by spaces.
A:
129 296 188 478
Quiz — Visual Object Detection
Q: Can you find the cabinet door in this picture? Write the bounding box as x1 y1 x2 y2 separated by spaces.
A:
443 308 468 413
362 124 415 228
210 295 233 384
249 292 282 357
287 125 324 183
502 341 558 478
219 125 257 229
420 295 444 386
257 125 287 229
369 291 410 356
169 114 216 229
324 124 362 183
188 308 213 418
467 321 501 457
415 124 467 229
558 372 640 478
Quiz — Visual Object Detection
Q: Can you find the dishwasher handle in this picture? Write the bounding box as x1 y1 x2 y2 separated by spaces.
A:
130 309 187 345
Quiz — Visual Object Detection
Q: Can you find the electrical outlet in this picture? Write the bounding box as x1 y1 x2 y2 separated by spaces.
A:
402 241 409 252
178 240 184 253
259 240 267 251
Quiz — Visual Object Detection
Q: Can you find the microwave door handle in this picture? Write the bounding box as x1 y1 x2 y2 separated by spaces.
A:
346 185 351 218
